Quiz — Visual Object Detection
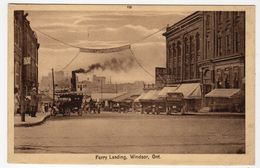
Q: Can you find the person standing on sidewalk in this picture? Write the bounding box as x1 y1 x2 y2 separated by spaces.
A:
14 87 20 115
30 87 38 117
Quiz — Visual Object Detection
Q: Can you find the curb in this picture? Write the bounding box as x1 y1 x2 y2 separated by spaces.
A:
14 114 51 127
184 112 245 117
141 112 245 117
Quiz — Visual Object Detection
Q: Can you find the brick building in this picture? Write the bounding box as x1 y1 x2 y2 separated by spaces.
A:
161 11 245 111
14 11 40 114
14 11 24 97
155 67 167 88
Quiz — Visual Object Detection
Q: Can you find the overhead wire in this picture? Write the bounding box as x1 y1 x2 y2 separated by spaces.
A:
129 48 154 79
129 26 167 45
61 50 81 70
33 25 167 76
33 27 80 49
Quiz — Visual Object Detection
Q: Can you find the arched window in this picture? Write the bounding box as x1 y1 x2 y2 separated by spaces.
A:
190 36 194 53
218 12 222 23
206 15 210 26
177 41 182 80
177 41 181 57
217 35 222 56
184 37 189 53
196 33 200 50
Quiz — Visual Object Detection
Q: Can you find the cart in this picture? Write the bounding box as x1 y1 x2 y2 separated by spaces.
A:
51 92 83 116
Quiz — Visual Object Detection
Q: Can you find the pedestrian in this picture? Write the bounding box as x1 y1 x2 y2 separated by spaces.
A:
44 103 49 112
89 98 93 113
30 87 38 117
14 87 20 114
41 103 45 114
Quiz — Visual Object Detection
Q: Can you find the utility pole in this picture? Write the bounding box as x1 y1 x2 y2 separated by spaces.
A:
115 82 118 96
52 68 55 106
100 80 103 101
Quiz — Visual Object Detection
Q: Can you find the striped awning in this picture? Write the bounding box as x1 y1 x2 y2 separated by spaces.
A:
173 83 201 99
205 89 240 98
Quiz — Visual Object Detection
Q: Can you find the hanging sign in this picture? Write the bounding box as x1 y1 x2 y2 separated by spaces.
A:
23 57 31 65
79 45 131 53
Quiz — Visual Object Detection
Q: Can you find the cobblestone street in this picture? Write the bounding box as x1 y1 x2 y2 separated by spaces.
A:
14 112 245 154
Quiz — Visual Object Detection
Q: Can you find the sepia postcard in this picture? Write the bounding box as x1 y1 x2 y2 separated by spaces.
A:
8 4 255 165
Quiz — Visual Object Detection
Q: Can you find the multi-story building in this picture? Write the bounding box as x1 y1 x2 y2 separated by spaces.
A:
14 11 40 114
155 67 167 88
161 11 245 110
23 12 40 94
14 11 24 97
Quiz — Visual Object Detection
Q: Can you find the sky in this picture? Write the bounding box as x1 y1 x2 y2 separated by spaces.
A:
26 7 193 83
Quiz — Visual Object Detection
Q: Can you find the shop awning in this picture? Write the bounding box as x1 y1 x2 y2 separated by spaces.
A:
173 83 201 99
113 90 143 102
134 91 149 102
91 92 125 101
205 89 240 98
158 86 178 97
139 90 161 101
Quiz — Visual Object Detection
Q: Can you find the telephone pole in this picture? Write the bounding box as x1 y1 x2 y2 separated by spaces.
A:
52 68 55 105
100 80 103 101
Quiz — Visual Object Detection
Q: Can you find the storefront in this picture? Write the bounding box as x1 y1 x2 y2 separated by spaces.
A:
205 89 242 112
173 83 202 112
138 90 163 114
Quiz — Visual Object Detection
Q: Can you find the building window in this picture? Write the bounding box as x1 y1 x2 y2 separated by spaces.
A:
190 36 194 53
207 40 210 58
185 66 189 80
218 12 222 23
233 66 240 88
172 44 177 76
196 33 200 61
224 75 230 88
190 64 195 79
14 20 20 46
234 11 240 18
217 78 222 88
196 33 200 50
224 68 231 88
226 12 231 20
233 73 239 88
184 37 189 53
226 34 231 54
196 66 200 79
177 41 181 57
177 66 181 80
234 31 240 53
167 47 171 70
217 36 222 56
206 15 210 26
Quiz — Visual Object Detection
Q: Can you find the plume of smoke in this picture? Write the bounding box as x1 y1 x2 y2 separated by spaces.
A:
85 56 135 73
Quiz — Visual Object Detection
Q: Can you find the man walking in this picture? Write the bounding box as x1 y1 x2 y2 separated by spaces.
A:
30 87 38 117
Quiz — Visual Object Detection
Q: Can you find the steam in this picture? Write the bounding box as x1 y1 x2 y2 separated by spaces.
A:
85 56 135 73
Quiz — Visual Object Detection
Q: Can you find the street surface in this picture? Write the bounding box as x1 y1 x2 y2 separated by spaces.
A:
14 112 245 154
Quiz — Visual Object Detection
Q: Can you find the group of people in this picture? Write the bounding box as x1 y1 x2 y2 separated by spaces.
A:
82 98 101 114
14 87 38 117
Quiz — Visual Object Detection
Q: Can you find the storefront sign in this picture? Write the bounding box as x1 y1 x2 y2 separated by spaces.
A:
23 57 31 65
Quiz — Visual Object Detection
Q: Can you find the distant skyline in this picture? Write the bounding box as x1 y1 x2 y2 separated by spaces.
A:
26 8 194 83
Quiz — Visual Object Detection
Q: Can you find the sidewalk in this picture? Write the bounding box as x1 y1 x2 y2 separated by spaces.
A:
14 112 51 127
185 111 245 116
